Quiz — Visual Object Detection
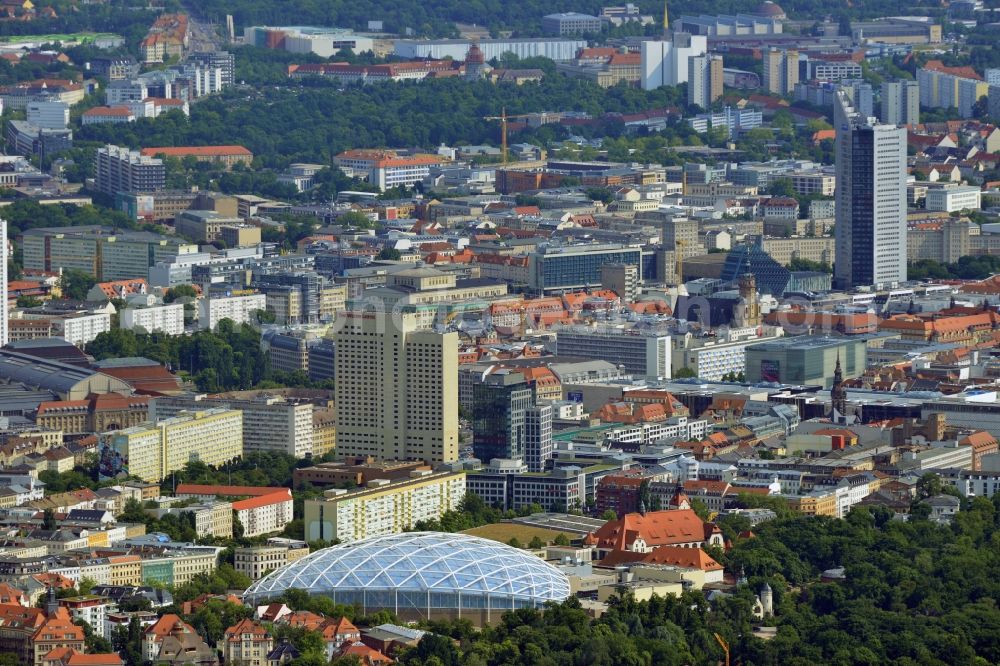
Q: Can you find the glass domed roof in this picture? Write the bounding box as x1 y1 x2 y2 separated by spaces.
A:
243 532 571 607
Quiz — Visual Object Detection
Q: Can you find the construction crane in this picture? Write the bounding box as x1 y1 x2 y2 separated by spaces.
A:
675 239 686 285
483 109 534 165
714 633 730 666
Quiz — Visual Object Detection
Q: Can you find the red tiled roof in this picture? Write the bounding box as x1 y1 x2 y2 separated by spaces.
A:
232 489 292 512
82 106 133 117
599 544 724 570
140 145 252 158
588 509 716 551
923 60 983 81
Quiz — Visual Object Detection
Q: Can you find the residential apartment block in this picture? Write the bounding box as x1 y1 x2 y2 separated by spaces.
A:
303 470 466 544
103 409 243 482
94 145 166 196
198 292 268 331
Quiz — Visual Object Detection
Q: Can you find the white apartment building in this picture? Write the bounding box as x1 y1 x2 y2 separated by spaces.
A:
881 80 919 126
234 489 294 538
60 598 113 638
198 292 267 330
121 303 185 335
925 185 982 213
95 144 166 196
304 470 466 544
52 312 112 346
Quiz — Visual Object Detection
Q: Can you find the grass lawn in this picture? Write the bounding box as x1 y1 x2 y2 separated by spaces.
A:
463 522 574 545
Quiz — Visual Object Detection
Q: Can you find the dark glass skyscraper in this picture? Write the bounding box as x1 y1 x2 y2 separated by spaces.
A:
834 89 907 290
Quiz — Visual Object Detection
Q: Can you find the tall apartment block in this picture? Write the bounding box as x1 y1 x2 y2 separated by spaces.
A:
763 48 798 95
95 144 166 195
834 90 907 290
334 311 459 464
687 54 723 110
880 80 919 126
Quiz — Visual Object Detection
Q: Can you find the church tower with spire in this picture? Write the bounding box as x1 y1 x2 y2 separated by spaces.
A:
734 273 762 328
830 352 847 423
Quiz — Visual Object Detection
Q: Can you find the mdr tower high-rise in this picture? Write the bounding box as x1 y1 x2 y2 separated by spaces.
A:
833 89 908 290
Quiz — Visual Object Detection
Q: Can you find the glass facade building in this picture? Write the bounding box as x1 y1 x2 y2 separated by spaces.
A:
242 532 571 623
720 240 791 296
472 371 533 464
531 245 642 293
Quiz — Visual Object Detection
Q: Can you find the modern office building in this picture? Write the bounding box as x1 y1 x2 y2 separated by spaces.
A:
101 408 243 482
686 106 763 137
640 32 708 89
687 54 724 110
334 311 459 464
26 100 70 129
186 51 236 87
833 89 907 290
4 120 72 160
744 336 866 388
556 325 671 379
719 240 792 296
473 371 533 465
253 271 345 325
152 393 316 458
880 80 919 126
672 328 784 381
528 243 643 294
524 405 554 474
303 470 466 544
925 185 982 213
542 12 603 35
94 145 166 195
762 48 798 94
20 226 196 281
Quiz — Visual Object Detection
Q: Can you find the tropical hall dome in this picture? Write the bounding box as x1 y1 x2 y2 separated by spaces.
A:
242 532 571 623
